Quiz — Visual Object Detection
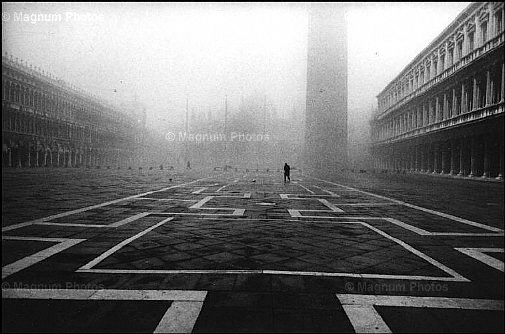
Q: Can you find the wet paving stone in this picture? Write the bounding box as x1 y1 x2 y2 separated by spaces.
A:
2 169 503 332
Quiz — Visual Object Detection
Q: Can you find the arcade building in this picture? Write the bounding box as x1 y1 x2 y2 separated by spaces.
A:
370 2 504 180
2 52 144 168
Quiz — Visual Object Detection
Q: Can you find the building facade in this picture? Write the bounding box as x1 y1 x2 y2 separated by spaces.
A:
370 2 504 180
2 53 143 168
305 4 348 173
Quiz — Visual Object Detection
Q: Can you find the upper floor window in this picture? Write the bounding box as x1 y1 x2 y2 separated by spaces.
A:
468 31 475 51
481 21 488 43
457 39 464 59
440 56 445 73
448 48 454 67
495 10 503 35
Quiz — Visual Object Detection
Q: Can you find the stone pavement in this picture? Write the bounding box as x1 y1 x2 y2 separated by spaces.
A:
2 169 504 332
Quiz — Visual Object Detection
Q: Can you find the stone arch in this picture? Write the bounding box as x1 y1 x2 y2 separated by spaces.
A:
2 143 11 167
11 141 22 167
49 143 58 167
36 142 45 167
43 146 51 167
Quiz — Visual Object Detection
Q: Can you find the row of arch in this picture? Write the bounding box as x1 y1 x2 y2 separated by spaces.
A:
2 140 133 168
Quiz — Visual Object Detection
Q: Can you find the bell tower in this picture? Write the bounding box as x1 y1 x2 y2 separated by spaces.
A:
305 4 348 173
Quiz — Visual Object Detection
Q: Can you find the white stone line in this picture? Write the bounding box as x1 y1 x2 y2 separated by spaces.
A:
154 301 204 333
77 268 466 281
108 212 151 228
135 198 197 202
78 217 174 270
189 196 213 209
215 184 229 192
318 198 345 212
337 294 504 310
161 217 383 221
286 213 385 219
337 294 504 333
2 238 85 279
361 222 469 282
311 175 504 233
338 203 398 206
297 184 315 194
210 193 251 198
187 195 245 215
383 217 431 235
2 236 73 243
431 232 505 236
456 248 504 272
280 193 340 199
384 218 504 237
262 270 464 281
90 289 207 301
35 222 109 228
30 212 153 229
2 288 97 300
342 304 391 333
77 269 264 275
191 187 208 194
312 185 340 197
1 222 33 232
2 288 207 302
155 211 245 216
1 176 212 233
288 198 344 218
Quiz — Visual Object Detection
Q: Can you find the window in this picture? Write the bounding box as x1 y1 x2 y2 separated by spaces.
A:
448 48 454 66
468 31 475 51
495 10 503 35
457 40 463 59
440 56 445 73
481 21 488 43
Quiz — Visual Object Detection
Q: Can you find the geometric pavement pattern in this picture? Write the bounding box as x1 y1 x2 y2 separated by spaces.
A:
2 171 504 332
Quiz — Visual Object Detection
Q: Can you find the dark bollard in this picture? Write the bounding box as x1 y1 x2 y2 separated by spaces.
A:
169 178 173 182
128 166 132 170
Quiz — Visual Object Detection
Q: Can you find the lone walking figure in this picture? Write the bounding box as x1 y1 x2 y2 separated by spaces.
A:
284 163 291 183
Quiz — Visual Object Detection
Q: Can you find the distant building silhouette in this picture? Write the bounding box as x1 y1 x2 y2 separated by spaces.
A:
2 53 141 168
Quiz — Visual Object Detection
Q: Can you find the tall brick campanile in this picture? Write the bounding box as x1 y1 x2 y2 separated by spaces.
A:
305 4 348 174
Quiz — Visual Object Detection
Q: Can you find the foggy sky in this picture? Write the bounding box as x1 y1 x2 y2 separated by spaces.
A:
2 2 470 134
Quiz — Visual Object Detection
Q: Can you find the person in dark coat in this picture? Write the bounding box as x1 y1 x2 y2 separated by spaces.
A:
284 163 291 183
